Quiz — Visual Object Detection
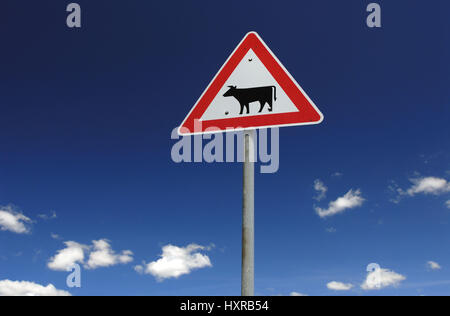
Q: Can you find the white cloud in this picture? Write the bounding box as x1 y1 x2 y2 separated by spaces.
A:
0 206 32 234
361 268 406 290
390 177 450 203
327 281 354 291
446 200 450 209
134 265 144 274
315 189 365 218
405 177 450 196
47 241 87 271
332 172 343 177
38 211 57 220
388 181 404 204
313 179 328 201
51 233 61 240
135 244 212 281
290 292 308 296
427 261 442 270
0 280 71 296
48 239 133 271
85 239 133 269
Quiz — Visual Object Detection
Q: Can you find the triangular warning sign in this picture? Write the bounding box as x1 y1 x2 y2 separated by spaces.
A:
178 32 323 135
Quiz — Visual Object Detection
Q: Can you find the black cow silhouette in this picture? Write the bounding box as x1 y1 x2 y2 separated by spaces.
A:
223 85 277 115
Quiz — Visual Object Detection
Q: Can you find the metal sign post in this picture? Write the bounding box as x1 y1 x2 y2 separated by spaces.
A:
242 130 255 296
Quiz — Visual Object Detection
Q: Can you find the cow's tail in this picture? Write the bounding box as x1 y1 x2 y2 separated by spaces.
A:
272 86 277 101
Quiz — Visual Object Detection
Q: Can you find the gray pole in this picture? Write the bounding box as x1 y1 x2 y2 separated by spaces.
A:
242 130 255 296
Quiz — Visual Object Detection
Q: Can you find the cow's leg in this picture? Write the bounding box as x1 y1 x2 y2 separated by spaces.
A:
239 103 244 115
245 104 250 114
258 101 265 113
268 99 273 112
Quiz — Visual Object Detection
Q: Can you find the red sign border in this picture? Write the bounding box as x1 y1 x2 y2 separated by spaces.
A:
178 32 323 136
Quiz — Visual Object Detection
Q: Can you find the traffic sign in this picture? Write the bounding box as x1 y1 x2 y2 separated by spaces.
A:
178 32 323 135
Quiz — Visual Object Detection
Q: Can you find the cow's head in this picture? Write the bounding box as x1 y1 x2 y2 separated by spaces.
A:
223 85 237 97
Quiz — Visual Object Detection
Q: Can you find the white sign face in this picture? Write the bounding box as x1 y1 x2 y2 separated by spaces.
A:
178 32 323 136
200 49 299 121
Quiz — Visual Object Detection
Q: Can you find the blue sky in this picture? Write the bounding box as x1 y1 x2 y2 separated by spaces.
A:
0 0 449 296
